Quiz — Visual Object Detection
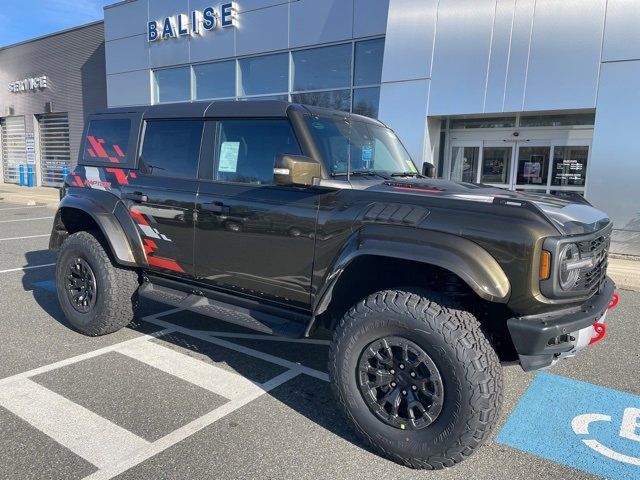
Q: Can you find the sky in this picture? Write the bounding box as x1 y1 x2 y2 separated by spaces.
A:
0 0 112 48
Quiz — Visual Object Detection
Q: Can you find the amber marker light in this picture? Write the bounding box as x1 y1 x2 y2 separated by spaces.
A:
540 251 551 280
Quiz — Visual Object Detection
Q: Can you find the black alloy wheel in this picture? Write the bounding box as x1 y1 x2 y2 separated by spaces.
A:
357 336 444 430
65 257 97 313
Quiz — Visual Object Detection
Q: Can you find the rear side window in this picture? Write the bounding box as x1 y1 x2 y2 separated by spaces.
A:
215 119 301 184
82 119 131 165
140 120 204 179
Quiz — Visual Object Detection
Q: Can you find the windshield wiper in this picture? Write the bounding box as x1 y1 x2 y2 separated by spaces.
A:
330 170 386 178
391 171 421 177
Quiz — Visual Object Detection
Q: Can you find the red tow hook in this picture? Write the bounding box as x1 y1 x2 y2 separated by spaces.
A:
589 323 607 345
608 292 619 310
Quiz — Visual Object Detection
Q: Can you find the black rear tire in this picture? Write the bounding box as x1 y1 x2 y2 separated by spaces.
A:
56 231 139 336
328 289 503 469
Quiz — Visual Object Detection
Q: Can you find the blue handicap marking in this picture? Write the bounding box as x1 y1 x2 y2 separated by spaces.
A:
497 372 640 479
31 280 56 292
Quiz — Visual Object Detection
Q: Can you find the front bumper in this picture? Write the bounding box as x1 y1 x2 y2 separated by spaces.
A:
507 277 616 371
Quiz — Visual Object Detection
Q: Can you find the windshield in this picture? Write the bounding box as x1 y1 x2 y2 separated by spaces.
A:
304 115 418 176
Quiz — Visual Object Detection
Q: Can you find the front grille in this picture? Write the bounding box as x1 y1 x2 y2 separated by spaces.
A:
575 230 610 293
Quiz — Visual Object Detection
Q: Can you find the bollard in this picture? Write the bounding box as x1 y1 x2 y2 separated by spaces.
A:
27 165 34 187
62 165 69 183
19 165 25 187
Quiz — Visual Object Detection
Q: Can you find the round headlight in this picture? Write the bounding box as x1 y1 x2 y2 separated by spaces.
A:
559 243 580 291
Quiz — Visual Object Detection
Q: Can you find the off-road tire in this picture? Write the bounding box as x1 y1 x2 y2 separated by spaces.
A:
56 231 139 336
329 289 503 469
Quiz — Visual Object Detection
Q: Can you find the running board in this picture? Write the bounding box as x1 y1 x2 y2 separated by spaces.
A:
138 282 308 338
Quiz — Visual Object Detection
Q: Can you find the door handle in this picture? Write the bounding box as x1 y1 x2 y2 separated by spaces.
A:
124 192 148 203
202 202 230 215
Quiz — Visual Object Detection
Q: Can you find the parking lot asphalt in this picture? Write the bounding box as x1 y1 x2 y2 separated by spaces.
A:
0 198 638 480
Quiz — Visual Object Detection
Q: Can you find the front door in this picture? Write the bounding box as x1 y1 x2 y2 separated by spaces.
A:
194 118 319 309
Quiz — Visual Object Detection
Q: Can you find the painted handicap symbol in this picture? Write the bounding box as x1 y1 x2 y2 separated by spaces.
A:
572 408 640 466
496 373 640 480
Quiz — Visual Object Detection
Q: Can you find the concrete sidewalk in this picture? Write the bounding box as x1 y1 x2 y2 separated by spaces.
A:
0 184 60 207
608 256 640 292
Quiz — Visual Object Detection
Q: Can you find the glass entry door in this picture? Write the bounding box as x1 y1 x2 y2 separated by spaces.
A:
449 139 590 195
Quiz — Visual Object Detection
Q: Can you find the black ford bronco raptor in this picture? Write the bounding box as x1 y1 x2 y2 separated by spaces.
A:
50 101 618 469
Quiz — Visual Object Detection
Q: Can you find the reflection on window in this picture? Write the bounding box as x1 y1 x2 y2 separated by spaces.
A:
551 146 588 187
291 90 351 112
519 113 595 127
450 117 516 129
194 61 236 100
239 94 289 102
239 53 288 96
450 146 479 183
292 44 351 91
215 120 301 184
153 67 190 103
141 121 204 179
354 38 385 86
83 119 131 164
481 147 511 184
352 87 380 118
516 146 550 186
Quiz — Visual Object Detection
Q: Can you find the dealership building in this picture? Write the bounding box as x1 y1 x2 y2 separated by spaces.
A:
0 22 107 187
0 0 639 255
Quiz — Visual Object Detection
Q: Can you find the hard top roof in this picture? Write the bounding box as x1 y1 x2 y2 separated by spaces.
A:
90 100 385 126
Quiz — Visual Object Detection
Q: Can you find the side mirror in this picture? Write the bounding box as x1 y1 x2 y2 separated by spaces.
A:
274 154 322 187
422 162 436 178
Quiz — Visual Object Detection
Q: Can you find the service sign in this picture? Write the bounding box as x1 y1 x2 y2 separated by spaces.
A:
148 3 235 42
8 75 48 93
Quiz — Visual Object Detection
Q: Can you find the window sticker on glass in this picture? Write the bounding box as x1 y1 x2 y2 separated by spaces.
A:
362 143 373 168
219 142 240 173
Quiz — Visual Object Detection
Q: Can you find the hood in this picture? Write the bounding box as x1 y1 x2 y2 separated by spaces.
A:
361 177 610 236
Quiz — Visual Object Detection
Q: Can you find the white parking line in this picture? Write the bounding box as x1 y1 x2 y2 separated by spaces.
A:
0 263 56 274
0 216 53 223
0 205 47 211
0 378 150 469
84 369 300 480
0 234 50 241
117 340 264 400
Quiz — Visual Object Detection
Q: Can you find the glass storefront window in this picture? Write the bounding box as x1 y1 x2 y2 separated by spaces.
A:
450 117 516 129
481 146 512 184
194 61 236 100
519 113 595 127
352 87 380 118
292 44 352 91
239 53 288 96
291 90 351 112
450 146 479 183
551 146 589 186
153 67 191 104
354 38 385 86
516 146 550 186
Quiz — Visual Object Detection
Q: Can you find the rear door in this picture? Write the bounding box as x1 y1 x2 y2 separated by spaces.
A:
194 118 319 308
121 119 204 277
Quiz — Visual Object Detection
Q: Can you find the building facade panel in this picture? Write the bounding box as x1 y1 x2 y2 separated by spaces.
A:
353 0 389 39
236 3 289 56
106 70 151 107
427 0 496 116
588 60 640 255
602 0 640 63
502 0 535 112
105 34 150 74
289 0 354 48
483 0 516 113
104 0 148 41
523 0 605 111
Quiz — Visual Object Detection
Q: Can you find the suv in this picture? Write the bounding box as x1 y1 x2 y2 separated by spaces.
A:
50 101 617 469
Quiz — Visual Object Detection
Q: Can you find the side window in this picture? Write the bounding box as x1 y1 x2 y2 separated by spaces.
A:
82 119 131 165
140 120 204 179
215 119 301 184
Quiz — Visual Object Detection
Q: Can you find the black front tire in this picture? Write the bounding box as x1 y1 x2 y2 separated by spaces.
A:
56 231 139 336
328 289 503 469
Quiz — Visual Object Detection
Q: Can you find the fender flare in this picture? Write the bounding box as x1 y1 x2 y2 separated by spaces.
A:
50 189 146 267
312 225 511 319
